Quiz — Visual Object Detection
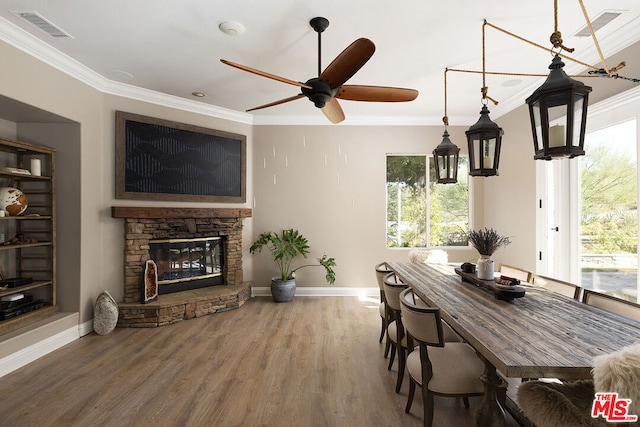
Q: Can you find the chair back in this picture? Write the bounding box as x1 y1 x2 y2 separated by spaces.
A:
375 262 392 291
498 264 533 282
399 287 444 347
532 274 581 299
383 272 408 311
582 290 640 322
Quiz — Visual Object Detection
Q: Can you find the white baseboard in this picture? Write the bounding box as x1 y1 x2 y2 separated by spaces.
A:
252 286 379 297
79 319 95 337
0 325 79 378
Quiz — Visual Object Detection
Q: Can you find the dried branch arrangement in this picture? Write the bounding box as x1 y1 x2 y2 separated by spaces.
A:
468 227 511 256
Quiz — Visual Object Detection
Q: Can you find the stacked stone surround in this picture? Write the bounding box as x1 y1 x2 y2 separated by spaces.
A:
111 207 252 327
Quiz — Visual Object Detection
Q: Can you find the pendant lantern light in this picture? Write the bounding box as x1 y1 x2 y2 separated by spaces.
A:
525 1 593 161
466 104 503 177
433 69 460 184
465 21 503 177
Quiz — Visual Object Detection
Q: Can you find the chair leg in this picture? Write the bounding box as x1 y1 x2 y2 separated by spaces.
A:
384 337 391 358
379 317 385 343
405 378 416 413
395 345 406 393
387 343 396 370
424 388 435 427
463 396 470 408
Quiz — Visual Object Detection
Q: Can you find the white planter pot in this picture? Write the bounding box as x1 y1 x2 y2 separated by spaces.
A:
477 255 495 280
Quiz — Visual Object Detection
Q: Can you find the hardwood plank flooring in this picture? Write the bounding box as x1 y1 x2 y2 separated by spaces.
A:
0 296 522 426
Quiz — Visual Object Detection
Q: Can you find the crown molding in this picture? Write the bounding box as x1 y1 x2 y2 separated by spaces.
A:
0 16 253 125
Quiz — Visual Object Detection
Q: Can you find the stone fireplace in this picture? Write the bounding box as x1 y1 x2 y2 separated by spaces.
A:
111 206 252 327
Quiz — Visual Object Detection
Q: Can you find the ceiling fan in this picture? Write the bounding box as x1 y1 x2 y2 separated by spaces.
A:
220 17 419 124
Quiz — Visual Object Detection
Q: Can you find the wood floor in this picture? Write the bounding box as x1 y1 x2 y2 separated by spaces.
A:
0 296 522 426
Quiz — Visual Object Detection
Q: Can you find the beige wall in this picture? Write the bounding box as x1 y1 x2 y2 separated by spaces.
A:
481 105 538 272
252 125 482 287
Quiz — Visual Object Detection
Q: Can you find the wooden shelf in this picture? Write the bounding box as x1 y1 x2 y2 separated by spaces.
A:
0 280 53 298
0 135 56 336
0 171 51 181
0 216 52 221
0 242 52 251
0 305 60 335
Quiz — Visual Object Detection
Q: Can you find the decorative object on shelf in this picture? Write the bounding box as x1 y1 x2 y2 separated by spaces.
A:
250 228 336 302
30 158 41 176
0 187 28 216
0 167 31 175
2 233 38 245
433 68 460 184
467 227 511 280
93 290 119 335
143 259 158 304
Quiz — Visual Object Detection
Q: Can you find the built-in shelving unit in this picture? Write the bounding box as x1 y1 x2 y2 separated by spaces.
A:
0 137 57 335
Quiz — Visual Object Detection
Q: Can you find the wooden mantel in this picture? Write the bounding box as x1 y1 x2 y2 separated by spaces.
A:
111 206 252 219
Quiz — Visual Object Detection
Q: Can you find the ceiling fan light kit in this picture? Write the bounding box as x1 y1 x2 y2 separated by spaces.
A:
220 17 418 124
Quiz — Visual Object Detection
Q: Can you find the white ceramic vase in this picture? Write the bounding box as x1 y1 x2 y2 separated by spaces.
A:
477 255 495 280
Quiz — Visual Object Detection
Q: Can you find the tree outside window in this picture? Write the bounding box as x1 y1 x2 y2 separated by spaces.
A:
580 119 638 302
386 155 469 247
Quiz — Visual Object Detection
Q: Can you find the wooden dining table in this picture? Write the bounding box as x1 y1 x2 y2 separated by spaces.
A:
388 261 640 427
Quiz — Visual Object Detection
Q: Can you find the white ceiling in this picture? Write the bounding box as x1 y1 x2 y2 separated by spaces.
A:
1 0 640 125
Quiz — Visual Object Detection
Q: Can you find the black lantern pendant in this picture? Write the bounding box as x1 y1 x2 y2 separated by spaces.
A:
465 104 504 177
433 129 460 184
526 55 592 161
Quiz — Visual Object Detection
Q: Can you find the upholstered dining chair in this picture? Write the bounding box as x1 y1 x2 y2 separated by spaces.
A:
532 274 582 300
375 262 393 358
399 287 485 427
582 289 640 322
383 272 410 393
498 264 533 282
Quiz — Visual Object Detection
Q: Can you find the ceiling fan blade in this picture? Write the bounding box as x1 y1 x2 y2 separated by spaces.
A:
336 85 419 102
321 98 345 124
320 38 375 89
246 94 305 112
220 59 312 90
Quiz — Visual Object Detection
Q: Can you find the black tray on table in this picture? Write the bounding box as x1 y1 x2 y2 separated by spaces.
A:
454 268 526 301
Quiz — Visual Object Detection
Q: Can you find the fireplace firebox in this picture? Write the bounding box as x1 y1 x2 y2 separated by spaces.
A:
149 237 224 294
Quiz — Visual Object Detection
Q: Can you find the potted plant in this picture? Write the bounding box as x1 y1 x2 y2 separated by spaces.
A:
249 228 336 302
467 227 511 280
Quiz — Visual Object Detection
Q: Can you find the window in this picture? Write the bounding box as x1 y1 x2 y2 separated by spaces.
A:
538 101 640 303
386 155 469 247
580 119 638 302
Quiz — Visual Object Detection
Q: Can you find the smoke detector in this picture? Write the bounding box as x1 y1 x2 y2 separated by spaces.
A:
219 21 246 36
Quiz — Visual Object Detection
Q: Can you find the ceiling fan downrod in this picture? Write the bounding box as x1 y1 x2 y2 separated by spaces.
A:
310 17 329 77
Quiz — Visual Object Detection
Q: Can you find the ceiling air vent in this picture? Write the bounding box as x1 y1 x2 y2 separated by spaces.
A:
11 11 73 38
574 11 622 38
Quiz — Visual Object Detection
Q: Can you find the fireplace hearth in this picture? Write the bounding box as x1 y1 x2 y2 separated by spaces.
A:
111 207 252 327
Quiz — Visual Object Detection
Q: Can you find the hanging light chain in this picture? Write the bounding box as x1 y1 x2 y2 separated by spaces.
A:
443 68 449 127
550 0 575 53
481 21 499 106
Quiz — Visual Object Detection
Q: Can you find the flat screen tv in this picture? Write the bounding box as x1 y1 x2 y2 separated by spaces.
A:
115 111 246 203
